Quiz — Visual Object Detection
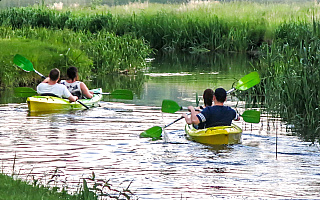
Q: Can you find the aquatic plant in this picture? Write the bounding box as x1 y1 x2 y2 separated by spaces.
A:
253 19 320 143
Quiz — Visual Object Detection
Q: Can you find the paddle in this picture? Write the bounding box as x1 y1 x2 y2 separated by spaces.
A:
13 54 89 109
227 71 260 93
14 87 38 97
140 109 261 138
140 72 261 138
13 54 46 79
161 99 260 123
14 87 133 100
162 72 260 114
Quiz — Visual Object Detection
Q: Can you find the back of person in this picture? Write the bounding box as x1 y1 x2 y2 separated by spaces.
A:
37 82 72 98
60 80 82 98
199 105 236 127
36 68 73 100
60 66 93 99
197 88 214 129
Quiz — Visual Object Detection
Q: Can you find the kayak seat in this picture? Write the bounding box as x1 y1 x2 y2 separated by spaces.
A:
40 93 60 98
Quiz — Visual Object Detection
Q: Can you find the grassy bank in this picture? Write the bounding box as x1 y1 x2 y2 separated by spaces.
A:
0 26 152 88
0 173 81 200
0 170 134 200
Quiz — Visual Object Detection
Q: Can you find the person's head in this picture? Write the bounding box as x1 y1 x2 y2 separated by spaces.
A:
203 88 214 106
214 88 227 103
49 68 60 81
67 66 78 81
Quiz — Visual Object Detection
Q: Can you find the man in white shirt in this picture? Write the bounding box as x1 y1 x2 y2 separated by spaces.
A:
37 68 78 102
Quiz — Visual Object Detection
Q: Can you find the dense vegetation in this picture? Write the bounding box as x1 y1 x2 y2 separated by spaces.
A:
254 20 320 142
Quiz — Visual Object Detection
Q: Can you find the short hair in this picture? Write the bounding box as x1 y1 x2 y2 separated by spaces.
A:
214 88 227 103
203 88 214 106
49 68 60 81
67 66 78 80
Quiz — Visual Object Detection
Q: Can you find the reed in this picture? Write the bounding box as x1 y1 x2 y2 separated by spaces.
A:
1 2 319 52
252 19 320 142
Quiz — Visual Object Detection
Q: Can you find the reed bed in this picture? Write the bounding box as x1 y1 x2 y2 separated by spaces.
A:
1 2 319 52
251 19 320 142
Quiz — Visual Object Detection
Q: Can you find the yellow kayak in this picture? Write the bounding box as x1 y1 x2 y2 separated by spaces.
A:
27 88 103 113
185 124 242 145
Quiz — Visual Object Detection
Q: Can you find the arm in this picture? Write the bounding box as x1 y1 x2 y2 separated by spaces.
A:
68 95 78 102
188 106 200 125
182 113 192 124
42 77 50 83
80 82 93 99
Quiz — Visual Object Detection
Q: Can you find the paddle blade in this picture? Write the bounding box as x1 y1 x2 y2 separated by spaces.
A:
110 89 133 100
13 54 34 72
140 126 162 138
241 110 260 123
161 99 182 113
235 71 260 91
14 87 37 97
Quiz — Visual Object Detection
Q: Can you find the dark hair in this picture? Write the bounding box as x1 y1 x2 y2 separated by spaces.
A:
67 66 78 81
49 68 60 81
203 88 214 106
214 88 227 103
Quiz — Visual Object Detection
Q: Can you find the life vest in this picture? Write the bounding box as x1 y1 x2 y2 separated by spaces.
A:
60 80 82 98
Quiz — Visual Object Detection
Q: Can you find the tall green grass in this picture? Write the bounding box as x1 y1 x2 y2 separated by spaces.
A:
0 26 151 87
1 2 318 52
252 18 320 142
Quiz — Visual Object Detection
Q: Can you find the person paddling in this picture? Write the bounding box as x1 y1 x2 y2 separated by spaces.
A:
183 88 214 129
182 88 240 128
37 68 78 102
60 66 93 99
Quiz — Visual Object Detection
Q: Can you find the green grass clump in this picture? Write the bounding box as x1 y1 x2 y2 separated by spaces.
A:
0 173 78 200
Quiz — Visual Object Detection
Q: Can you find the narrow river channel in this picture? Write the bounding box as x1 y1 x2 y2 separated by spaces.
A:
0 53 319 199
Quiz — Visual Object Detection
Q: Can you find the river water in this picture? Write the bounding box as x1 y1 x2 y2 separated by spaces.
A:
0 53 319 199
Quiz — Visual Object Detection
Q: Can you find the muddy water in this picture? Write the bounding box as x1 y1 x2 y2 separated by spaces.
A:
0 54 320 199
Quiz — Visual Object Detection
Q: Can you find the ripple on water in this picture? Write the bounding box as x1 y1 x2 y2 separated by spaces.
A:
0 102 320 199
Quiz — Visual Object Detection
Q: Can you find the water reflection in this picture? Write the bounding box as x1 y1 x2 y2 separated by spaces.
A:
1 53 319 199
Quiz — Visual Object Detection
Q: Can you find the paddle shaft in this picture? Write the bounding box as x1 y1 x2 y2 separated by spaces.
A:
164 116 184 129
35 70 46 79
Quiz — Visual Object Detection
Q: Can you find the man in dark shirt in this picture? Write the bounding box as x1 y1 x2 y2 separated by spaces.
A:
182 88 240 128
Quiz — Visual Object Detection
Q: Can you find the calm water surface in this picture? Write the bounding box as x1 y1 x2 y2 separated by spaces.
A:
0 54 319 199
